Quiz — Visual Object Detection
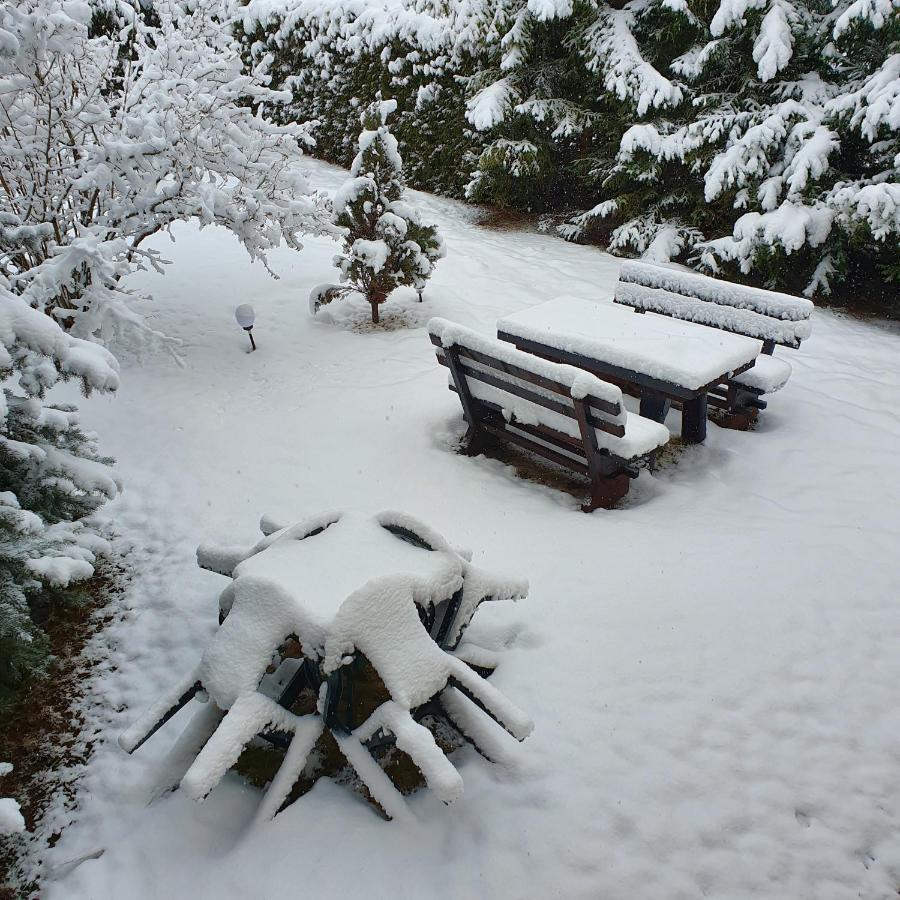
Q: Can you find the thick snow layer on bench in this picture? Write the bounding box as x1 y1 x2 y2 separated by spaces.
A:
732 353 792 394
461 372 669 460
615 282 811 348
498 296 760 391
428 317 626 424
618 260 814 322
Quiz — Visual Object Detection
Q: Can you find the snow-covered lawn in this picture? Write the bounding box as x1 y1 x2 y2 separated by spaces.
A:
40 160 900 899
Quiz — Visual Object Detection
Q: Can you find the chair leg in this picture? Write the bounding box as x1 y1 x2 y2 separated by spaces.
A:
582 472 631 512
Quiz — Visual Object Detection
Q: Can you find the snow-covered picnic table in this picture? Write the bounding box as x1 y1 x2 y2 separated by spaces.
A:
497 295 761 443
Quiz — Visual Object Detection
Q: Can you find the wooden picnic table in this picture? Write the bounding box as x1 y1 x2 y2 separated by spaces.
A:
497 295 761 444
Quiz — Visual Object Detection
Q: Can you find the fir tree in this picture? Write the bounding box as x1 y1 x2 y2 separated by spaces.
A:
311 97 445 324
0 276 120 702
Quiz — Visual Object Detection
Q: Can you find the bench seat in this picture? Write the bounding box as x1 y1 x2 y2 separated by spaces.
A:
731 354 792 394
460 359 669 460
428 317 669 510
618 260 814 321
615 281 810 349
613 259 812 428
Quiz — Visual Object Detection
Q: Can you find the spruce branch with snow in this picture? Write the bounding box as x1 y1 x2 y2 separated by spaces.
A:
0 0 331 349
311 97 444 324
1 276 120 699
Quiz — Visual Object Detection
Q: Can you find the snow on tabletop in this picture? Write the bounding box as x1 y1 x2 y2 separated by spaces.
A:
615 281 811 347
731 353 792 393
618 259 814 321
498 295 761 391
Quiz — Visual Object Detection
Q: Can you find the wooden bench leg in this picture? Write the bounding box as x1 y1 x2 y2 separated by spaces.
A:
639 390 671 423
582 472 631 512
461 424 498 458
718 386 765 431
681 394 708 444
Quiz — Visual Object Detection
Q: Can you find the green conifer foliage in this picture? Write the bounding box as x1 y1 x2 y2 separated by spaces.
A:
311 97 445 324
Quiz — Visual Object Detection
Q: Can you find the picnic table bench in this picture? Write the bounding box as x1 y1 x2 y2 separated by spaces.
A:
496 296 761 444
428 317 669 510
615 261 813 426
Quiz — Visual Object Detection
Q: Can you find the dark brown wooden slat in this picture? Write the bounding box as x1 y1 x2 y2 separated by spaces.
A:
434 348 625 438
454 359 626 439
479 421 591 476
444 345 477 427
457 391 586 452
613 295 802 349
430 335 622 418
448 386 640 468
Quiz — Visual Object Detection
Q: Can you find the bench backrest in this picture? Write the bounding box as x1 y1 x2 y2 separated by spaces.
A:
428 318 632 470
615 260 812 350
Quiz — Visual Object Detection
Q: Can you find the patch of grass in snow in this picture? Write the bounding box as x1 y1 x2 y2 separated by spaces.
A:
0 561 127 899
474 206 541 232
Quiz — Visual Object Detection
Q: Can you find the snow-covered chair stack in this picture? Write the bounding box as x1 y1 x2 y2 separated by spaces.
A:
429 318 670 510
615 261 813 426
119 511 532 822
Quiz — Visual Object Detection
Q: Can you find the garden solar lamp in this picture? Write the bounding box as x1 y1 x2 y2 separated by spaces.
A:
235 304 257 352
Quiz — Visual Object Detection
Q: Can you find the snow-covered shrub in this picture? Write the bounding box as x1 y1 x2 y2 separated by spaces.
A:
0 0 330 346
0 278 120 700
311 98 444 324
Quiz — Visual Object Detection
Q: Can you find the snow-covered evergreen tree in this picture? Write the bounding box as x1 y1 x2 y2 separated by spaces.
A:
567 0 899 297
1 276 120 699
311 97 445 324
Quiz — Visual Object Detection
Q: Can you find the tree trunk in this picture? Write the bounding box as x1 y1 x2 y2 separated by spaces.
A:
371 299 380 324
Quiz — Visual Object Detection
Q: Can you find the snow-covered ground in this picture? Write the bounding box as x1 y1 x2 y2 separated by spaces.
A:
37 159 900 899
